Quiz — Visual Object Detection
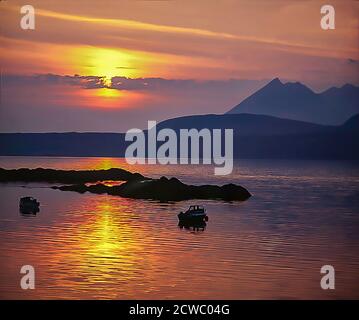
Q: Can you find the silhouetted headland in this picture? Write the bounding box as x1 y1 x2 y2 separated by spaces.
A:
0 168 251 202
0 167 146 183
2 113 358 160
53 176 251 201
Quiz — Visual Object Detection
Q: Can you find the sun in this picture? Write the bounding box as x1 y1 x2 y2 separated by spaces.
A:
70 46 142 87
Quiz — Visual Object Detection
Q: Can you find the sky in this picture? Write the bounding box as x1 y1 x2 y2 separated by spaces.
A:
0 0 358 132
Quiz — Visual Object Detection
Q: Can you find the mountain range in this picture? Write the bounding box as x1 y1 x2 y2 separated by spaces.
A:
1 78 358 159
1 113 358 159
227 78 359 125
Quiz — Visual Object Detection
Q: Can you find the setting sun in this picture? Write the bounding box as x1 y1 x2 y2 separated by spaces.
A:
96 88 122 98
70 47 143 86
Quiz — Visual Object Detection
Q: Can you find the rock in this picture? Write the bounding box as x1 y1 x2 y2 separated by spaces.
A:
2 167 251 202
0 167 147 183
54 176 251 202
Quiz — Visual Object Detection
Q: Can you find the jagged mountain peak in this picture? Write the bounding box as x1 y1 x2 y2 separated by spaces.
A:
227 78 358 125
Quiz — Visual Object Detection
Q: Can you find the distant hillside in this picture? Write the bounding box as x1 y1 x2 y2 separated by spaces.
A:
341 113 359 131
157 113 359 159
227 78 359 125
156 113 333 135
0 133 126 157
0 114 358 160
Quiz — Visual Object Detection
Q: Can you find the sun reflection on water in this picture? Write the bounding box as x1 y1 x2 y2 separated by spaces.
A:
1 158 359 299
39 195 147 298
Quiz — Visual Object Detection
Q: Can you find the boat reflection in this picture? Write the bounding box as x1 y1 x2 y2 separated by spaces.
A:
19 207 40 215
178 220 207 231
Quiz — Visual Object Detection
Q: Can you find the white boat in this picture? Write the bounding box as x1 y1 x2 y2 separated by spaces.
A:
178 205 208 222
19 197 40 213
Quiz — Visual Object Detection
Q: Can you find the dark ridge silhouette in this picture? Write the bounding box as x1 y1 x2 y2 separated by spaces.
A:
342 113 359 131
0 132 126 157
0 168 251 201
0 114 358 159
155 114 358 160
0 167 146 183
227 78 359 125
156 113 333 135
52 176 251 202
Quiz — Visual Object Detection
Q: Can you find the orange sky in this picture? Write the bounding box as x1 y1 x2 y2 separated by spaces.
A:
2 0 358 82
0 0 358 131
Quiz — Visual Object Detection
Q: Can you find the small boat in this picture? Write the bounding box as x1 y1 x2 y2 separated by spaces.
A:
19 197 40 214
178 205 208 222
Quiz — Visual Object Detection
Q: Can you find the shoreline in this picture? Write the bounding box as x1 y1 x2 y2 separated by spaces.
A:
0 167 251 202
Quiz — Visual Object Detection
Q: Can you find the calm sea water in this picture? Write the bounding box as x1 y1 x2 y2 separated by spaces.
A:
0 157 358 299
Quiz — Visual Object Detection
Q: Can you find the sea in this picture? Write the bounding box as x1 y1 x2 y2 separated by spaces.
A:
0 157 358 299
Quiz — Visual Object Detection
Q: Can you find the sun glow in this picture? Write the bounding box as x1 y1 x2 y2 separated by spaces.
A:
67 46 152 101
96 88 122 98
76 88 146 108
70 47 143 86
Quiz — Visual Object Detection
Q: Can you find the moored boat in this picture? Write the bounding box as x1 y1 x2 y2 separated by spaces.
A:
178 205 208 222
19 197 40 214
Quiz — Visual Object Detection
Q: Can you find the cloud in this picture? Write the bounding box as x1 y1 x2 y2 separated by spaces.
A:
0 73 267 132
347 58 358 64
29 7 357 59
2 73 267 94
5 4 357 61
3 74 106 89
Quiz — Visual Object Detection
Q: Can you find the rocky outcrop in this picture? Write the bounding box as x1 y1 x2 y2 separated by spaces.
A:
53 176 251 201
0 167 146 183
0 167 251 202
